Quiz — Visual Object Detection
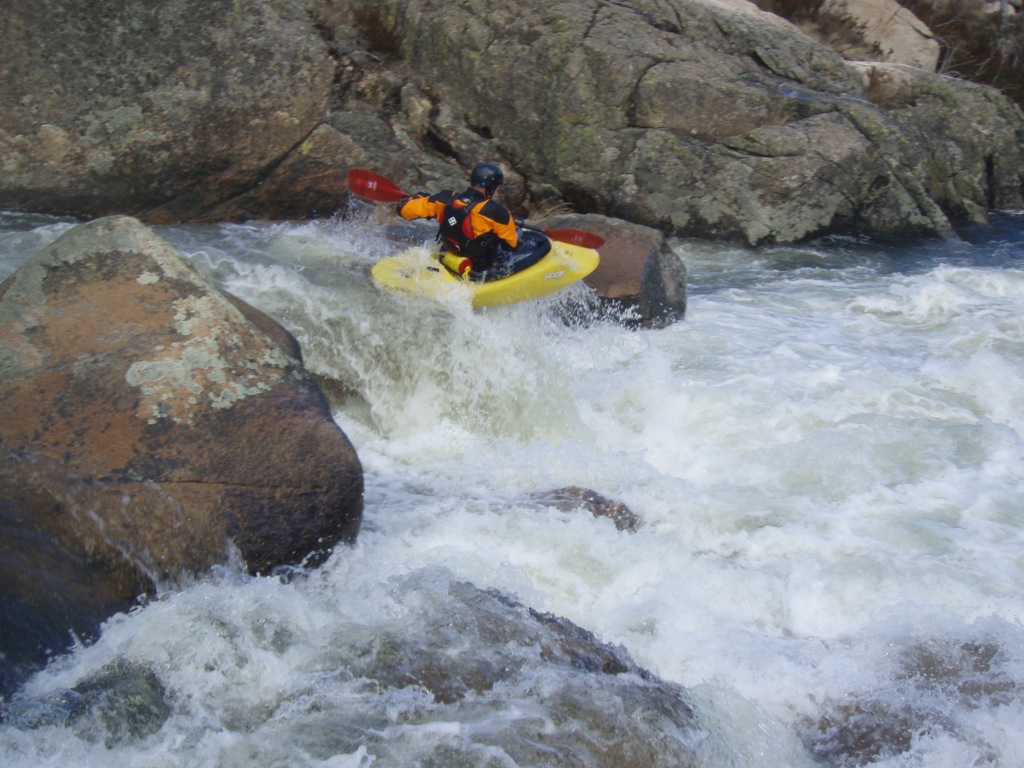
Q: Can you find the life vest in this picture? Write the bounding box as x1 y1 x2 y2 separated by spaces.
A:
438 195 474 252
438 192 495 261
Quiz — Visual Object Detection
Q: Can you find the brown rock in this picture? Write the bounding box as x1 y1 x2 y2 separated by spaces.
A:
532 486 641 532
548 213 687 327
0 216 362 669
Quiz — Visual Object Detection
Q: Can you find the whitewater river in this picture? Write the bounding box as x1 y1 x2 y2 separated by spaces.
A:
2 209 1024 766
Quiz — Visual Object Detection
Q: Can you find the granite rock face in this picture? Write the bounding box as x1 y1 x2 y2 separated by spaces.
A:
368 0 1023 243
0 0 333 221
1 0 1023 244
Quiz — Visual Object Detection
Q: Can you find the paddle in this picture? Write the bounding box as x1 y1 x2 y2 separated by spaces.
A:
347 168 605 249
347 168 410 204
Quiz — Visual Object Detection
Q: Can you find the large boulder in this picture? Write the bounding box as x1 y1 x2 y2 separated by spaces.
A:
845 61 1024 224
0 0 334 221
2 0 1023 245
0 216 363 682
369 0 1024 244
548 213 687 327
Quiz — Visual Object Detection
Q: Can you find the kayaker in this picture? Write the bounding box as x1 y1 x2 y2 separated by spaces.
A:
396 162 519 277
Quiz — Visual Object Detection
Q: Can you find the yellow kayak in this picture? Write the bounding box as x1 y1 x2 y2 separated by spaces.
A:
371 234 600 308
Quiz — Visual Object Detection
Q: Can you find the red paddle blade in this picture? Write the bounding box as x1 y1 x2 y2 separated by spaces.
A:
347 169 410 203
543 228 605 249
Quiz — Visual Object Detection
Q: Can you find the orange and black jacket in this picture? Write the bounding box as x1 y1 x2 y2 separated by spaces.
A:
398 187 518 269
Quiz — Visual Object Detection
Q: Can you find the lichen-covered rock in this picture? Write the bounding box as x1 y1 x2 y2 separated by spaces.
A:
368 0 1023 243
0 0 333 221
0 216 363 673
3 0 1023 245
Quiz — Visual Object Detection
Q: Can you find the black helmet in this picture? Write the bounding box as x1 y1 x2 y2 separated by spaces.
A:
470 162 504 196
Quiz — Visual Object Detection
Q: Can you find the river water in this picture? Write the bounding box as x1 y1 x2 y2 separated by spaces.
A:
2 209 1024 766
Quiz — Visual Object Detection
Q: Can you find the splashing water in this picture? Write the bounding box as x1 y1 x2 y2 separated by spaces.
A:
3 210 1024 766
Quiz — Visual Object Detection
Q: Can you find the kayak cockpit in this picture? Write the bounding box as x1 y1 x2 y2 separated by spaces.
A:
439 228 552 283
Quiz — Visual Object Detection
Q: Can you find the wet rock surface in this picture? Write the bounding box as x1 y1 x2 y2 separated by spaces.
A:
532 486 642 532
0 216 363 686
2 0 1022 245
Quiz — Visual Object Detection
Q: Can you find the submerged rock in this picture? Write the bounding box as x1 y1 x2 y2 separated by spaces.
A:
532 486 642 532
2 568 760 763
0 216 363 687
360 580 699 766
278 569 708 766
800 638 1018 765
2 658 172 747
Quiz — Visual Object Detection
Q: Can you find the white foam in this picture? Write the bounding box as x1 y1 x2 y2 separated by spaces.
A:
3 214 1024 765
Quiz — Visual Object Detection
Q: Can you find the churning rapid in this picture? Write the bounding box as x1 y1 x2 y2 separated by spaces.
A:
2 208 1024 766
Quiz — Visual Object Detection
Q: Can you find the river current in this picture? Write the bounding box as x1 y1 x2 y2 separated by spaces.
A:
2 208 1024 766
